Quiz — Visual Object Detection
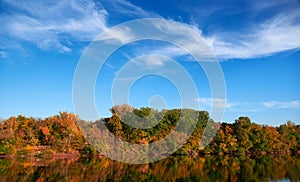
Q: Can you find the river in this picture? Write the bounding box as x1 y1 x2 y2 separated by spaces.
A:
0 155 299 181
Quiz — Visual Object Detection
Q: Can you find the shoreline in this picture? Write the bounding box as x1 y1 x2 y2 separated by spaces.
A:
1 150 299 160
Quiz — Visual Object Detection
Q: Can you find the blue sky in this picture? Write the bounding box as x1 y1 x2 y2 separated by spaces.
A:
0 0 300 125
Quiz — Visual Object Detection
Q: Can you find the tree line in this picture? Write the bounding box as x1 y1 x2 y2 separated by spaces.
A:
0 104 299 156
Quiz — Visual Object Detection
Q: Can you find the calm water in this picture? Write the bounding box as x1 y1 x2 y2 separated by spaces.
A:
0 155 299 182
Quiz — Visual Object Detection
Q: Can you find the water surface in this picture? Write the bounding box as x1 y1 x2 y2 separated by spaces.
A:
0 155 299 181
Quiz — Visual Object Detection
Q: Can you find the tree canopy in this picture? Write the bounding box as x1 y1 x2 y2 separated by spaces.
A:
0 105 299 156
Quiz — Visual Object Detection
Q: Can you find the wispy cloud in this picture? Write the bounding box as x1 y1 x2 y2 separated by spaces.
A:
2 0 299 60
263 100 300 109
226 109 261 113
0 0 160 54
97 25 134 44
122 2 300 60
0 51 7 58
1 0 108 53
132 54 170 68
252 0 294 10
123 44 190 62
118 54 175 77
102 0 158 18
101 19 216 62
207 11 300 59
196 97 239 109
108 9 300 62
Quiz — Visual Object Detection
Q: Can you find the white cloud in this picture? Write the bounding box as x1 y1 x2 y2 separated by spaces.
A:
227 109 260 113
0 51 7 58
204 10 300 59
104 0 158 18
263 100 300 108
114 11 300 62
140 55 169 67
123 54 172 70
2 0 299 60
252 0 294 10
0 0 160 54
1 0 108 53
196 97 238 109
97 26 134 44
111 19 216 62
125 44 190 61
120 8 300 61
142 45 187 59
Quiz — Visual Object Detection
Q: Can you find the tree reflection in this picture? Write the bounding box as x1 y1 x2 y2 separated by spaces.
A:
0 155 299 181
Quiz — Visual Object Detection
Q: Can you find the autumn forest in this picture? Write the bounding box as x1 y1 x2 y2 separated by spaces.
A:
0 104 299 157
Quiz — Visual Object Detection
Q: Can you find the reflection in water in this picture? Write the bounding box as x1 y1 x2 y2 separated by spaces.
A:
0 155 299 181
